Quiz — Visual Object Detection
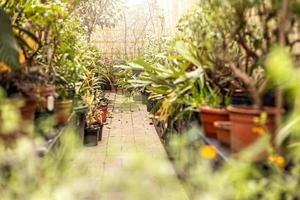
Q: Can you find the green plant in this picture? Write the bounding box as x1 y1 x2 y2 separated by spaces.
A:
0 8 20 70
82 90 96 127
128 43 210 131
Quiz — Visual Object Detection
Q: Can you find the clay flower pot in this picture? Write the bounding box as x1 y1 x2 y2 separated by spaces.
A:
20 98 37 122
55 100 73 126
214 121 231 148
227 105 279 153
199 106 229 138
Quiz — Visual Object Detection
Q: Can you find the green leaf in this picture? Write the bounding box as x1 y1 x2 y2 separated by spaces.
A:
175 41 202 68
0 8 20 69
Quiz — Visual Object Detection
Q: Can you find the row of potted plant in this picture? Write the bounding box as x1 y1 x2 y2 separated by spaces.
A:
82 89 109 147
0 1 113 148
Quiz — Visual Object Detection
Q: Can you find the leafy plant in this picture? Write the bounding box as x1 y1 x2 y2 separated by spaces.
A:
0 8 20 70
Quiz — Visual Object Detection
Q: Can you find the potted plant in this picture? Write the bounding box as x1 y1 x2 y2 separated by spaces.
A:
223 0 295 152
83 90 99 146
55 83 74 126
96 97 109 123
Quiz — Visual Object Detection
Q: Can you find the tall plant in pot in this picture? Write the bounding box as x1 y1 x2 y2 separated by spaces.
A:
83 90 99 146
218 0 297 152
95 94 109 124
175 2 236 139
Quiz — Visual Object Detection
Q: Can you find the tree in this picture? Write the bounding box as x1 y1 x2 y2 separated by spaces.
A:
76 0 123 42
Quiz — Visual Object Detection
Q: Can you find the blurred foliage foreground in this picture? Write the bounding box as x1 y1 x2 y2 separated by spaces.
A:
1 48 300 200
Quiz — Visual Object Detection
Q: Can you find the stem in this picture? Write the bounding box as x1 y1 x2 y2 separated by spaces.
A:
229 62 262 109
276 0 289 127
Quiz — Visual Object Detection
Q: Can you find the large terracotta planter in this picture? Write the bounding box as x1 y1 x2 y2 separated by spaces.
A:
55 100 73 126
227 106 279 153
199 106 229 138
214 121 231 148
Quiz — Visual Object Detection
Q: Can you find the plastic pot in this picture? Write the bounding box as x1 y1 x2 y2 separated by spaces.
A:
84 126 99 146
98 124 104 141
73 105 89 114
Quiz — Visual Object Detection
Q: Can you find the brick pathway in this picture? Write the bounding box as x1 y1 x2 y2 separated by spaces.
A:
73 93 188 200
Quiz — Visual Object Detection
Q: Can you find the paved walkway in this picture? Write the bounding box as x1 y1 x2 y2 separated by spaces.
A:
73 93 188 200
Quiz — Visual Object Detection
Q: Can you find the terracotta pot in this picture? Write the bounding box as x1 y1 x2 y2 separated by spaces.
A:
199 106 229 138
214 121 231 148
55 100 73 126
227 105 279 153
20 98 37 122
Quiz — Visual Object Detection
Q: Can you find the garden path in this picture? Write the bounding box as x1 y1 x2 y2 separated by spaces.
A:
73 92 188 200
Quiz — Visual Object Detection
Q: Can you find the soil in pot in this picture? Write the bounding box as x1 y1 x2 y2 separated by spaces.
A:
84 126 99 146
228 106 279 153
214 121 231 148
74 105 88 126
199 106 229 138
55 100 73 126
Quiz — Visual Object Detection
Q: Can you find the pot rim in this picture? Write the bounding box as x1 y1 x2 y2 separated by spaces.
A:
55 99 73 105
227 105 281 115
199 106 228 114
85 126 100 132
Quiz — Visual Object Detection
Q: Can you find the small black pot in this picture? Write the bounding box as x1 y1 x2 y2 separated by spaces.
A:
84 126 99 146
98 124 104 141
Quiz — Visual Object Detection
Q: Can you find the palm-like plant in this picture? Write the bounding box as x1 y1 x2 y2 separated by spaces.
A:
129 41 221 125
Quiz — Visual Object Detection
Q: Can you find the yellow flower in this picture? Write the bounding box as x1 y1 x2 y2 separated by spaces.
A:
252 126 266 136
199 145 217 160
268 155 285 168
0 62 10 72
